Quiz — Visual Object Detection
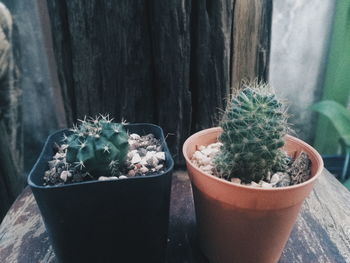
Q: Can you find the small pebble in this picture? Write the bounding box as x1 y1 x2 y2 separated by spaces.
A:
128 170 136 177
250 181 261 188
260 181 273 188
138 148 148 157
200 165 213 173
146 156 159 166
140 166 149 173
127 150 138 159
270 173 281 185
129 133 141 140
45 170 51 178
60 170 71 182
192 151 205 161
198 145 206 151
271 172 291 187
155 164 163 170
145 151 156 159
98 176 118 181
276 174 291 187
230 178 241 184
209 142 222 149
131 153 142 164
128 140 139 150
140 158 148 166
146 145 157 151
98 176 110 181
201 156 212 166
201 148 214 156
155 152 166 161
191 142 222 176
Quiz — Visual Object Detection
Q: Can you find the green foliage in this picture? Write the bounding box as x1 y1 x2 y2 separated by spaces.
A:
344 177 350 191
311 100 350 147
64 115 129 176
214 82 290 183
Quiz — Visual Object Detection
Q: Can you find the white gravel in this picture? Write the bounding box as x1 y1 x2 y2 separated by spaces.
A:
191 142 222 176
191 142 291 188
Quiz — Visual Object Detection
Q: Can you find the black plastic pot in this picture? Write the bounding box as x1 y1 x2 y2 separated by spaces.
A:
28 123 174 263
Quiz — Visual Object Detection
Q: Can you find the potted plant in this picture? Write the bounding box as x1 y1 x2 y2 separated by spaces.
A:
28 115 174 263
311 100 350 183
183 82 323 263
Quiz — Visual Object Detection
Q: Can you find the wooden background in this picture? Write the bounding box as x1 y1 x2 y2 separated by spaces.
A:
0 0 272 221
46 0 272 164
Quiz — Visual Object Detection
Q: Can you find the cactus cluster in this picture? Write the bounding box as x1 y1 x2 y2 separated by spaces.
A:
214 82 290 183
64 115 129 176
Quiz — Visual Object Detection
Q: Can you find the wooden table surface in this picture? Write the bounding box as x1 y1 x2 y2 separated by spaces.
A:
0 170 350 263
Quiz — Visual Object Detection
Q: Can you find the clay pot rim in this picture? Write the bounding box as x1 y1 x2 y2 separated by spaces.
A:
183 127 324 192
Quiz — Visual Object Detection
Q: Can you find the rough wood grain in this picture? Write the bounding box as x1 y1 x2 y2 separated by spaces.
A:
0 169 349 262
190 0 233 133
47 0 156 125
148 0 192 164
231 0 272 90
0 3 23 221
280 171 350 263
44 0 272 165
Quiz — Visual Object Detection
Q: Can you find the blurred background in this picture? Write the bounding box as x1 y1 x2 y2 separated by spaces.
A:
0 0 349 221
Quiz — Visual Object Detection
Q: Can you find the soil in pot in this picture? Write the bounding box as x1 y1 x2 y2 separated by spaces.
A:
191 141 312 188
44 130 167 185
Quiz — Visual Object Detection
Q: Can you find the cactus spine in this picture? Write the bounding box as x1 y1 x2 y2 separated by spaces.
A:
64 115 129 176
214 82 290 183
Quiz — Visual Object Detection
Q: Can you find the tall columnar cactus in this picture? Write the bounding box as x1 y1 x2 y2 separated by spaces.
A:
64 115 129 176
214 82 290 183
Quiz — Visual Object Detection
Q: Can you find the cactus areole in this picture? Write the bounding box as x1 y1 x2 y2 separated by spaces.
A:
64 116 129 176
214 83 290 183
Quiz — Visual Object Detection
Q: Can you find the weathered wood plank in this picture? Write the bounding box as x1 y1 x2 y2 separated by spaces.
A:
37 0 67 129
0 3 23 221
148 0 192 164
281 171 350 263
231 0 272 90
190 0 233 132
47 0 156 125
0 188 56 263
45 0 76 125
0 170 349 262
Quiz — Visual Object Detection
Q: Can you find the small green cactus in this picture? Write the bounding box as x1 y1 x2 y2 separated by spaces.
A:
64 115 129 176
214 82 290 183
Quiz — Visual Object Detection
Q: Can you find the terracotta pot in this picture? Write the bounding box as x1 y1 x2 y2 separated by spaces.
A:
183 127 323 263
